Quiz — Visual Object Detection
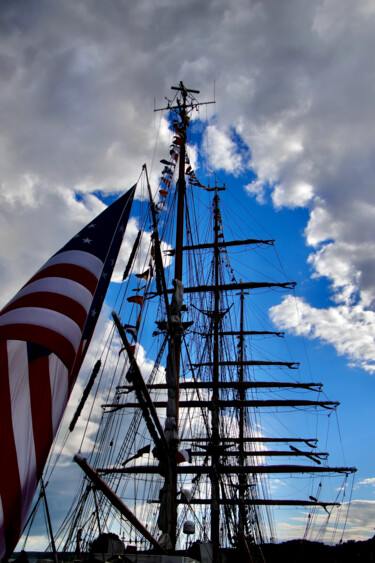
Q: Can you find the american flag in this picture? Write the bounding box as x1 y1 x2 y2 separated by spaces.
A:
0 185 135 558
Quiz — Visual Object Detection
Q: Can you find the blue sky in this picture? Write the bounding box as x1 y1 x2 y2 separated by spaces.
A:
1 0 375 551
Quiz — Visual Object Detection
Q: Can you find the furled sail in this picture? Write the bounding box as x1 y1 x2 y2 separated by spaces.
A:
0 185 136 559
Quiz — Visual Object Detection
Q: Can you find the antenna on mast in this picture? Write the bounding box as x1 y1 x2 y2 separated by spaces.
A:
155 81 214 113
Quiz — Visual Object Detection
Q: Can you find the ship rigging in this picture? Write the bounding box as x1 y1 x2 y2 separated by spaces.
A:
17 83 356 563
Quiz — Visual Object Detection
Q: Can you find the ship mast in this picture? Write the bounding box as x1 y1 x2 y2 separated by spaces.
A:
156 81 204 550
56 83 357 563
237 289 249 542
152 83 356 557
170 81 188 549
211 185 223 560
172 81 191 432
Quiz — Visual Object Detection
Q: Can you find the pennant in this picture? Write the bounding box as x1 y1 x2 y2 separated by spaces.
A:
119 344 136 356
135 270 149 281
132 285 146 292
122 444 151 466
160 159 174 166
174 449 192 464
0 185 136 559
173 121 186 137
127 295 144 307
123 325 138 339
159 189 169 198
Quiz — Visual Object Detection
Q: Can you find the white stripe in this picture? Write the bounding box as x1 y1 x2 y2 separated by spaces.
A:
7 341 38 533
37 250 103 278
49 354 69 435
0 308 82 353
6 277 94 312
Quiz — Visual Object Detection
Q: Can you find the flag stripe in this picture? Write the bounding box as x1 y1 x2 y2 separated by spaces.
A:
0 341 22 555
1 293 89 331
5 277 93 313
8 342 38 526
0 323 76 370
48 354 69 435
29 354 53 478
26 263 99 295
32 250 104 280
0 305 81 351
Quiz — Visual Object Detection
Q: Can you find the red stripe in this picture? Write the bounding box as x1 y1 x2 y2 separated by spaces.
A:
28 355 53 478
174 451 186 463
0 325 76 370
0 293 88 331
0 341 22 557
127 296 143 306
24 264 98 294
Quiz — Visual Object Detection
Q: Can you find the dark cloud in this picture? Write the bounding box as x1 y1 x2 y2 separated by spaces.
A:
0 0 374 355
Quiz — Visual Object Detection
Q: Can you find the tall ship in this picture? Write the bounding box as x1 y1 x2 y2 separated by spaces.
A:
0 83 356 563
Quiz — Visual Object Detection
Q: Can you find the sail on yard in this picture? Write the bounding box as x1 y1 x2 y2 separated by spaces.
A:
0 186 135 559
6 83 356 563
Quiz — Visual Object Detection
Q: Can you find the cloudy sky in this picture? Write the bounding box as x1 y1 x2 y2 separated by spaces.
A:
2 0 375 549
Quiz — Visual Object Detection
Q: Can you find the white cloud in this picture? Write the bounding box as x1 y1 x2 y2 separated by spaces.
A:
304 202 341 247
270 295 375 373
358 478 375 487
275 500 375 543
272 181 314 209
244 178 266 204
17 534 49 551
205 124 246 174
342 500 375 537
0 183 107 307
